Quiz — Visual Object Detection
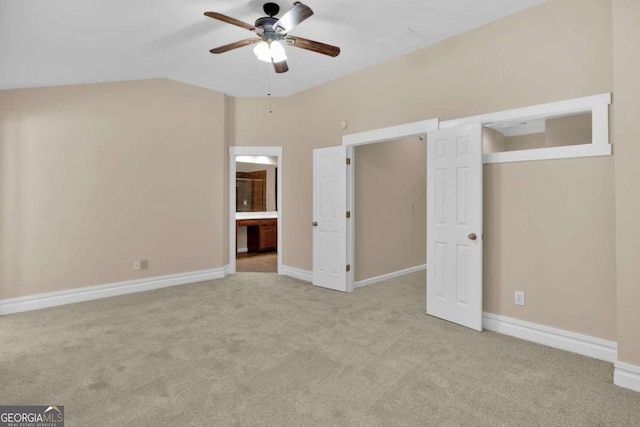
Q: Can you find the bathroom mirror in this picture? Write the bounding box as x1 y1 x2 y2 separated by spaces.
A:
235 156 277 213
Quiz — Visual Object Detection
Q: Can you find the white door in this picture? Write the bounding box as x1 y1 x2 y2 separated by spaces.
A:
312 146 348 292
427 124 483 331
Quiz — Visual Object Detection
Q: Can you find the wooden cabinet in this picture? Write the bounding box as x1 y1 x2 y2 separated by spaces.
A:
237 218 277 252
259 220 277 251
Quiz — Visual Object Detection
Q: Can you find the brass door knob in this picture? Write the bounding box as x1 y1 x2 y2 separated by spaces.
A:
468 233 477 241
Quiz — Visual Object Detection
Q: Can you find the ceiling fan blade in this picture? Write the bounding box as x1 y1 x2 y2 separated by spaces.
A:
273 2 314 34
204 12 255 31
285 36 340 57
209 38 261 54
273 60 289 74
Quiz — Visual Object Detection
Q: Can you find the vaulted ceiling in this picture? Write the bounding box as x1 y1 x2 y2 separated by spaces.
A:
0 0 547 97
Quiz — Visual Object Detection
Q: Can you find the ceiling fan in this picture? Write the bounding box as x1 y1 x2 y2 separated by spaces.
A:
204 2 340 74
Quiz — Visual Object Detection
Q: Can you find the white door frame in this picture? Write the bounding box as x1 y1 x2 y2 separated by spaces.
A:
229 146 283 275
341 119 440 291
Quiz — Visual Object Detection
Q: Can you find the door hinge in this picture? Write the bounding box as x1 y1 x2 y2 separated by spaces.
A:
346 264 351 272
346 157 351 165
346 211 351 218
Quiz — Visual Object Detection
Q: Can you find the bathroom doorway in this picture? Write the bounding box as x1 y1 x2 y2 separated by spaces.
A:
229 146 283 274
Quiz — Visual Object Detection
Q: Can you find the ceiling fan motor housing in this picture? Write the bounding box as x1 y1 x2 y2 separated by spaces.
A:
255 16 280 41
255 16 278 29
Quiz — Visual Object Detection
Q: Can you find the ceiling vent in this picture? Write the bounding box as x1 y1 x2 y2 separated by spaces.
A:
486 119 546 137
376 28 427 53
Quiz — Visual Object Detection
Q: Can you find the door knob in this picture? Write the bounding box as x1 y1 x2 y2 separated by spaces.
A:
468 233 477 241
312 221 318 227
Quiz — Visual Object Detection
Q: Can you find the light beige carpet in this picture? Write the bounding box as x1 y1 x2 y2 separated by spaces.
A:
1 271 639 426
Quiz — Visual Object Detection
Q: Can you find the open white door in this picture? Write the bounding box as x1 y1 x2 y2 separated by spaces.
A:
427 124 483 331
312 146 348 292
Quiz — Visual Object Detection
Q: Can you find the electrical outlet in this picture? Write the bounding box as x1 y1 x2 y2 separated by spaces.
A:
514 291 525 306
133 260 149 271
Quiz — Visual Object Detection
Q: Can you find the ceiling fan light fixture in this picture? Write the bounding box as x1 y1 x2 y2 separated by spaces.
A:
253 39 287 63
253 40 272 62
206 2 340 73
270 40 287 62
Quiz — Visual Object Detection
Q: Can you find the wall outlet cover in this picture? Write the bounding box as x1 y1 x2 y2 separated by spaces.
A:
133 260 149 271
514 291 525 306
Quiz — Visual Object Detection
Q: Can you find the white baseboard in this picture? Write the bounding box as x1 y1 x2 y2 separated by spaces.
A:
237 247 248 253
355 264 426 288
0 267 227 316
483 312 617 363
280 264 427 287
614 362 640 393
281 265 312 283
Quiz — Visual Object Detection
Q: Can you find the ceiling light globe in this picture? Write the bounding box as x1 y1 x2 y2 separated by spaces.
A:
270 41 287 63
253 41 272 62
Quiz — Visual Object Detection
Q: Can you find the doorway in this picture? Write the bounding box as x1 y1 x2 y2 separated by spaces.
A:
337 119 440 292
229 146 283 275
353 138 427 286
340 119 483 330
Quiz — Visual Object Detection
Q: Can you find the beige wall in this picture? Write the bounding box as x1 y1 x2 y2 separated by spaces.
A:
0 79 227 299
613 0 640 365
483 157 616 339
354 138 426 281
483 127 506 153
232 0 616 339
505 133 546 151
222 97 231 267
546 113 592 147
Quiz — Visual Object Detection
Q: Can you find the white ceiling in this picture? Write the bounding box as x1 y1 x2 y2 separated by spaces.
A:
0 0 547 97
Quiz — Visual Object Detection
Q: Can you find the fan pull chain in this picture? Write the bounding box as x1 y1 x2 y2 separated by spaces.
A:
267 65 273 114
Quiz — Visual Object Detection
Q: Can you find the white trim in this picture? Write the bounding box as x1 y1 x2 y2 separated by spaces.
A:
483 312 617 362
235 211 278 220
343 119 440 147
482 142 611 164
0 268 226 316
614 362 640 393
281 265 312 283
234 155 278 165
229 146 283 276
440 93 611 164
355 264 426 288
237 247 248 253
346 145 355 291
440 93 611 129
